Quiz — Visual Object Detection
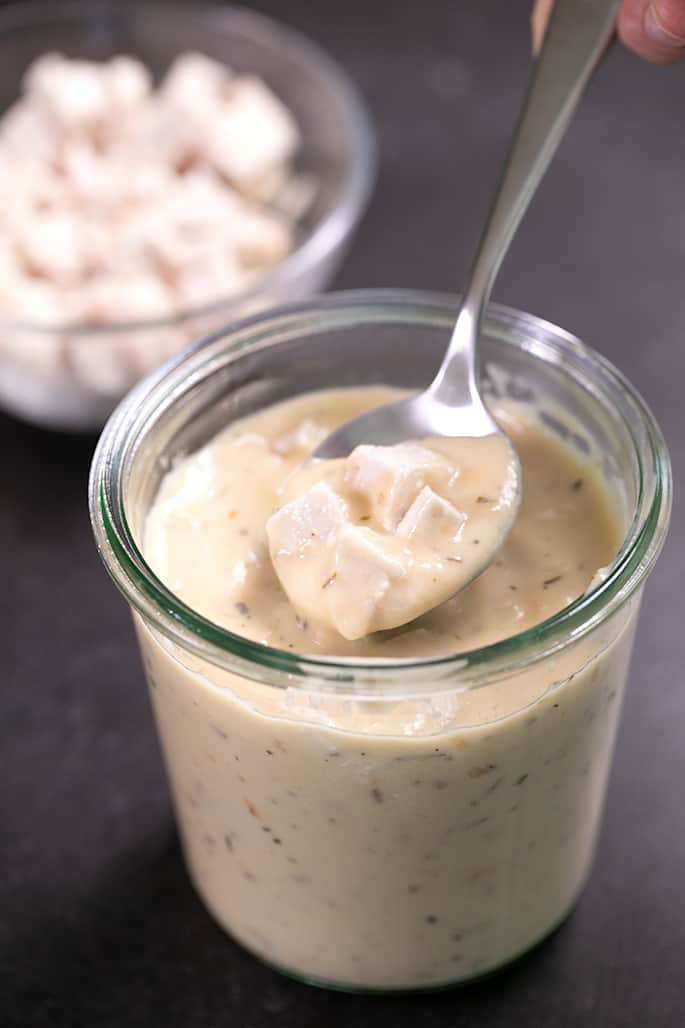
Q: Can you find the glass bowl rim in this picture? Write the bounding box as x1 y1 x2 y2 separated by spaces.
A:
89 288 672 694
0 0 376 335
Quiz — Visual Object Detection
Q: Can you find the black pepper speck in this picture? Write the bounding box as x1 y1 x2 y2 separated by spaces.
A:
463 816 489 831
484 776 503 796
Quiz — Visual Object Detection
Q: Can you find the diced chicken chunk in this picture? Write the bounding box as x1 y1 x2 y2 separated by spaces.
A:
270 419 328 457
396 486 465 544
25 54 110 131
67 333 135 396
171 169 239 226
0 103 55 162
327 525 406 640
208 77 299 187
0 274 62 323
17 211 87 285
267 481 348 557
0 234 15 279
2 329 64 377
272 172 318 221
231 205 292 268
72 272 175 323
243 163 289 205
105 56 152 112
174 240 244 308
160 51 231 115
345 443 455 531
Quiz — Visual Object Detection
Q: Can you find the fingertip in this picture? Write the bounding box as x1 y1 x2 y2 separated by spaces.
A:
618 1 685 64
531 0 554 55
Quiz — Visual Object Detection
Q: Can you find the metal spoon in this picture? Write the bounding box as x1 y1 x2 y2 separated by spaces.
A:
314 0 618 487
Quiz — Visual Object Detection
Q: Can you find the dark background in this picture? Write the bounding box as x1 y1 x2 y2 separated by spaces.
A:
3 1 684 1025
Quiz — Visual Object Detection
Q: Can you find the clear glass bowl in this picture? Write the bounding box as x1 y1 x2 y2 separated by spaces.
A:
0 0 375 430
89 290 671 991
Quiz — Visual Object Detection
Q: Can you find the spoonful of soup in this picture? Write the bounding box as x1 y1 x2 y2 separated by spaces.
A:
267 0 619 639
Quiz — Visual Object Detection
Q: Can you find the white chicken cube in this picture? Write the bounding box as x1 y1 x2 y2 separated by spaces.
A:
270 419 328 457
0 102 56 162
60 140 105 198
25 54 110 132
242 163 289 205
160 52 231 114
0 246 12 288
73 272 174 324
167 170 239 230
267 481 348 557
0 162 66 225
327 525 406 640
105 56 152 112
0 273 63 324
66 148 173 213
345 443 454 532
272 171 317 221
18 210 86 286
174 239 245 308
231 205 292 268
0 265 65 378
66 332 135 396
396 486 465 544
208 77 299 188
0 274 65 374
2 330 65 378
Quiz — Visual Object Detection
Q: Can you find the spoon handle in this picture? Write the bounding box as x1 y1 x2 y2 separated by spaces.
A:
431 0 619 411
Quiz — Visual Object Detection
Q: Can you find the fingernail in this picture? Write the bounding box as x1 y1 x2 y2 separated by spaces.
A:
644 4 685 48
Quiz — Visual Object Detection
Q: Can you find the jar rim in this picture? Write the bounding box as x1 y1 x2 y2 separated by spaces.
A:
89 289 672 695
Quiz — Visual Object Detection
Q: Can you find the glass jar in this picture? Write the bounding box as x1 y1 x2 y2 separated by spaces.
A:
89 290 671 991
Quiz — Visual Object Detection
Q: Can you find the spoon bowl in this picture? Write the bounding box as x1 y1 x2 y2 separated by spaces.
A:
311 387 522 610
312 374 501 460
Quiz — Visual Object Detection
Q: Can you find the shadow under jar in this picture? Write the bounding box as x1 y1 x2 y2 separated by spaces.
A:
89 290 671 991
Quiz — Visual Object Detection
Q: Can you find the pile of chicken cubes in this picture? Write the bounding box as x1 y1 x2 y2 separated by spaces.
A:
268 443 465 639
0 51 313 393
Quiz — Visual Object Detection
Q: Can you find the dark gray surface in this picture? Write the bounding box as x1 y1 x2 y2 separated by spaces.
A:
2 1 684 1025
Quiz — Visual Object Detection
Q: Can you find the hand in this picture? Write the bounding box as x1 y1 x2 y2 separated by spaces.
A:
532 0 685 64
